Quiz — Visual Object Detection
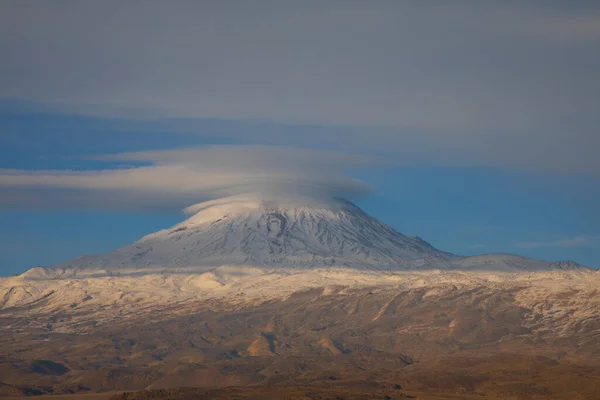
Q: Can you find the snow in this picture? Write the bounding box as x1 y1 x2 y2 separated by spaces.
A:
50 193 461 275
1 194 595 330
2 266 598 334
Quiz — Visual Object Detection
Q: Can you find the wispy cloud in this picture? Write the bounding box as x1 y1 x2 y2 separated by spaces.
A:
0 146 372 211
516 235 600 249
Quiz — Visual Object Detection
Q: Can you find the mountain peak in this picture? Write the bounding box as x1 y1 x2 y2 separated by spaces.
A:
180 194 357 226
46 195 591 276
53 194 454 273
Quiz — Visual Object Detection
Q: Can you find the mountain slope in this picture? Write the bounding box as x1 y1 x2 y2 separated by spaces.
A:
1 195 598 399
54 194 459 273
45 194 592 276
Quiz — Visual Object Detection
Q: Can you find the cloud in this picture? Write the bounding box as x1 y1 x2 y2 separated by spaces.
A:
0 146 372 211
0 2 599 174
516 235 600 249
94 145 375 172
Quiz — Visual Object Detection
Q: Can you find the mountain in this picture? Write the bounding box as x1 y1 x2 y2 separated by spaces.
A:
50 194 586 276
3 193 592 310
2 194 600 399
51 194 455 274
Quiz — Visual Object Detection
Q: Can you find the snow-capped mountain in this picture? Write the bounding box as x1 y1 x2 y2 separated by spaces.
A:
2 195 598 399
50 194 588 275
2 193 597 362
53 194 455 273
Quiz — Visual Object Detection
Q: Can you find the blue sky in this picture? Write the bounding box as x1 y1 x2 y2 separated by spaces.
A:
1 107 598 275
1 2 599 274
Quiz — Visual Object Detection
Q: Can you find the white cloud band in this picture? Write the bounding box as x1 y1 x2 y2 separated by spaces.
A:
0 146 371 210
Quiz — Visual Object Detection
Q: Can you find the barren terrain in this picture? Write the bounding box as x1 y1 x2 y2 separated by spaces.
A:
2 276 600 399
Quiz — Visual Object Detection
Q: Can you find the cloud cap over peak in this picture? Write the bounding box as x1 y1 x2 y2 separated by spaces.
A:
0 146 372 211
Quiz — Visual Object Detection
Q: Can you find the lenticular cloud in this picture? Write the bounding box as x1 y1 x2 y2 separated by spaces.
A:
0 146 372 211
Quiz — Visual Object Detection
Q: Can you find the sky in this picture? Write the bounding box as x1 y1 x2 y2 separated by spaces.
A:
1 1 599 274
